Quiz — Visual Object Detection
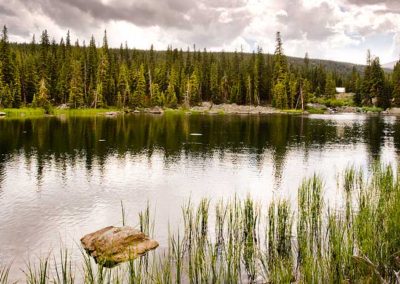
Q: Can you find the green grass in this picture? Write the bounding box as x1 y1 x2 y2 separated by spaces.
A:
312 97 355 108
3 164 400 283
54 108 119 116
0 108 120 119
281 109 304 114
282 108 327 114
1 108 46 117
306 107 326 114
361 106 383 113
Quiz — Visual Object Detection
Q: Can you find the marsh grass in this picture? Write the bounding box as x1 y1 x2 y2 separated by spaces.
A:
361 106 383 113
0 264 10 284
2 108 46 118
4 164 400 283
1 108 119 119
54 109 119 117
24 256 50 284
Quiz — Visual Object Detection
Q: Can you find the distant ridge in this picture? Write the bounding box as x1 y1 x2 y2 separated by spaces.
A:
382 61 397 70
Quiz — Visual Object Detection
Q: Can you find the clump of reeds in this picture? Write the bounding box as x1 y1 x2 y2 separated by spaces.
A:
24 256 50 284
0 264 10 284
4 163 400 283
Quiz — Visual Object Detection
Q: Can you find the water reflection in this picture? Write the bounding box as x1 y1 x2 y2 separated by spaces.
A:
0 114 395 182
0 113 399 281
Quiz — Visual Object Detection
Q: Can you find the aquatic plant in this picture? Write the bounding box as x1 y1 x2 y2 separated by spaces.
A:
4 163 400 283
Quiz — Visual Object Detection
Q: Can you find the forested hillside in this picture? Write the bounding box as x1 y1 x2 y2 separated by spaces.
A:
0 26 399 110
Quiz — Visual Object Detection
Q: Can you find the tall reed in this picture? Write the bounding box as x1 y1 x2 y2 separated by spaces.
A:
4 163 400 283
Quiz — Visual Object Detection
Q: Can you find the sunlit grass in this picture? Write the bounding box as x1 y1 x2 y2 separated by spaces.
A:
0 108 120 119
54 108 120 116
361 106 383 113
1 108 46 118
281 109 304 114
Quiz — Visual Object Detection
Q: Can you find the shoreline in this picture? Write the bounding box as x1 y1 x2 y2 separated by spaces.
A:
0 102 391 119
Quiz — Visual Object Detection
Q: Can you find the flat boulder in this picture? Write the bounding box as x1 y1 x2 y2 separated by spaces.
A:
81 226 159 267
387 108 400 115
148 106 163 114
0 112 6 116
104 111 119 116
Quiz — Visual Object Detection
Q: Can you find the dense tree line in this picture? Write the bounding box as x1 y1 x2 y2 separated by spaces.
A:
0 26 398 110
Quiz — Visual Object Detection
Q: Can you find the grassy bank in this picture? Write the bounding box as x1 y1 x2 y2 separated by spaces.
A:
1 164 400 283
0 104 386 119
0 108 118 118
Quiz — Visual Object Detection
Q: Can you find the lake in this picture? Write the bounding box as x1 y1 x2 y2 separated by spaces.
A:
0 113 399 280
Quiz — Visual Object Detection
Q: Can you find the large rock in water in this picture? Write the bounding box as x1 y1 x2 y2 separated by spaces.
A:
81 226 159 267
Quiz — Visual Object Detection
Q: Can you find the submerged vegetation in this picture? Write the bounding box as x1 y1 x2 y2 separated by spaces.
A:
2 164 400 283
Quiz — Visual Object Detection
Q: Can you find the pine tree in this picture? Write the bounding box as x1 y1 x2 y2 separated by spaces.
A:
189 69 200 106
132 64 146 107
69 60 84 108
150 83 164 106
392 60 400 106
33 78 51 112
99 30 114 105
273 32 288 83
210 61 220 103
220 73 229 103
94 82 104 108
118 63 130 108
361 50 373 105
88 35 98 97
166 65 179 106
302 79 312 107
253 56 260 106
12 66 22 107
96 48 109 107
272 32 288 109
0 85 13 108
369 58 387 108
354 76 362 106
57 63 70 104
325 72 336 99
246 75 253 105
39 30 50 80
166 81 177 108
24 56 39 104
289 74 298 109
0 25 14 86
255 47 265 103
272 81 287 109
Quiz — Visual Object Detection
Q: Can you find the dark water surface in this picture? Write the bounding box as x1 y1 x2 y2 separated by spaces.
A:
0 113 399 280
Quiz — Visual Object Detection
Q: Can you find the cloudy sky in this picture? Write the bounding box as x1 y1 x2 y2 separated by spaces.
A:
1 0 400 64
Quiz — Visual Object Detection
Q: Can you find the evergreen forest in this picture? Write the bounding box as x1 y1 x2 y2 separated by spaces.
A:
0 26 399 111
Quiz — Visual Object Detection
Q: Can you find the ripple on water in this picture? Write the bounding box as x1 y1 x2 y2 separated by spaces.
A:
0 113 399 281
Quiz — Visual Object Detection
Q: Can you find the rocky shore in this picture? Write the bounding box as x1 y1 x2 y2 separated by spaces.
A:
190 102 280 114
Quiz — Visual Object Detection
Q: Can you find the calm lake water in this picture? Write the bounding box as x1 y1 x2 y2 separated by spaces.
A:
0 113 399 280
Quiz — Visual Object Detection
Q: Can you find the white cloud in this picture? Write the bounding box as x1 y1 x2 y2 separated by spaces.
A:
1 0 399 64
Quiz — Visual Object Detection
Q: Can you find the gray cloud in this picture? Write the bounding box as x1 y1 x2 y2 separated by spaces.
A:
1 0 399 64
346 0 400 11
346 0 400 6
0 4 15 16
2 0 251 47
277 0 337 41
